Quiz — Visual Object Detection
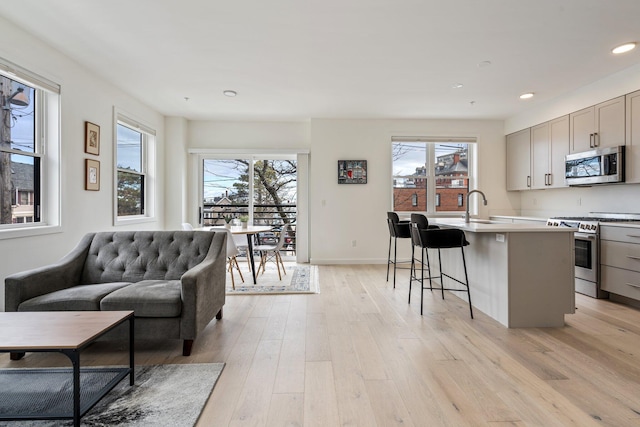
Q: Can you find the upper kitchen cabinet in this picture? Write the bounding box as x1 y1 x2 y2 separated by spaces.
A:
506 128 531 191
570 96 625 153
626 90 640 183
531 115 569 189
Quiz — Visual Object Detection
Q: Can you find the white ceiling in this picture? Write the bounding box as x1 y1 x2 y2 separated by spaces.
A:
1 0 639 122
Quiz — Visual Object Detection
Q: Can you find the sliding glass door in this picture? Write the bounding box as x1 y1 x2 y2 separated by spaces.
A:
201 155 298 258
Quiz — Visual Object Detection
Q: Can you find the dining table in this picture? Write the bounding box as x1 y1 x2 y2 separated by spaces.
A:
216 225 272 285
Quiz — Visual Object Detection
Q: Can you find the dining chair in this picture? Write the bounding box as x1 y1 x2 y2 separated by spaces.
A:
209 227 244 289
253 224 289 280
231 233 252 271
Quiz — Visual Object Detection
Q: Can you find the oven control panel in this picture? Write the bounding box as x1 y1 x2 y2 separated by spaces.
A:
578 221 599 233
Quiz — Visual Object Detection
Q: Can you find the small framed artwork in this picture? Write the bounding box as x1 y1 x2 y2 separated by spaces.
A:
85 159 100 191
85 121 100 155
338 160 367 184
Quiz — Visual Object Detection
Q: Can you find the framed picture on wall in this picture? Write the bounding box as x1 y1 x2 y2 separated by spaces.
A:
338 160 367 184
85 121 100 155
85 159 100 191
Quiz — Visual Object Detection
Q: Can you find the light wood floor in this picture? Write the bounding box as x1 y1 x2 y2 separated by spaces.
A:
3 264 640 426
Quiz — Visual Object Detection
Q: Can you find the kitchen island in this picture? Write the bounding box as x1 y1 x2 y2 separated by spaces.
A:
427 218 575 327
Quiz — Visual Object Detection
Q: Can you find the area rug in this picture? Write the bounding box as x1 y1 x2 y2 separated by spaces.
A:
0 363 224 426
226 262 319 295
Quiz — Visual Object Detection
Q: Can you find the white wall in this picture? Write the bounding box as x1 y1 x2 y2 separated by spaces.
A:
308 118 510 264
0 16 165 310
505 63 640 218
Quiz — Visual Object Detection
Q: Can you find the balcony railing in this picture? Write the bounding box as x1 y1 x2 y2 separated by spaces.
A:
202 203 296 254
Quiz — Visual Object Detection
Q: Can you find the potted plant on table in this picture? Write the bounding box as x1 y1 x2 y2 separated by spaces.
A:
239 215 249 229
223 215 233 229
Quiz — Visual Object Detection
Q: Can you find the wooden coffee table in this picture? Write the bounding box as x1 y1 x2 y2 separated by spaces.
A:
0 311 135 427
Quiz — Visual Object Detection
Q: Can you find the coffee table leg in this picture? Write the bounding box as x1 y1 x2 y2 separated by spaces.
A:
63 349 81 427
129 315 135 386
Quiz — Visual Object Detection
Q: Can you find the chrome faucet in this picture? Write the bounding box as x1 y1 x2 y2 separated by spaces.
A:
465 190 488 223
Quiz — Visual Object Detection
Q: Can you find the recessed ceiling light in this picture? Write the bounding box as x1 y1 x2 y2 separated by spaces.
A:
223 90 237 97
452 83 463 89
612 42 636 54
520 92 534 99
478 61 492 68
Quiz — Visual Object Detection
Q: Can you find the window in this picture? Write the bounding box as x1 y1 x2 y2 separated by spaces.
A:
392 138 474 213
0 58 60 236
114 112 155 223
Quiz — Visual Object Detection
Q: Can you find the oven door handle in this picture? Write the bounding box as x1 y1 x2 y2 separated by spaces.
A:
574 233 596 239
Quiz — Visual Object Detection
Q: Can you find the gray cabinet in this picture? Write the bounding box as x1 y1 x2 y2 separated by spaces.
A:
600 225 640 302
625 90 640 183
531 115 569 189
506 128 531 191
570 96 625 153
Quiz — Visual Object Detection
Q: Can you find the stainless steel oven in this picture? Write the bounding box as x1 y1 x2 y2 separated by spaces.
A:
547 213 640 298
573 231 603 297
547 218 607 298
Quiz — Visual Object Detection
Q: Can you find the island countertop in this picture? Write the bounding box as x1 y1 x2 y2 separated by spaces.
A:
429 218 574 233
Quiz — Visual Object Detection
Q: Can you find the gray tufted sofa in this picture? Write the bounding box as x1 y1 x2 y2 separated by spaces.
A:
5 230 226 356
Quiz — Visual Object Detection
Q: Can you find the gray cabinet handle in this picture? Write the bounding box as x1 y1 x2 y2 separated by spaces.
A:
527 176 531 187
589 133 594 148
626 283 640 289
594 132 599 147
626 255 640 260
626 235 640 239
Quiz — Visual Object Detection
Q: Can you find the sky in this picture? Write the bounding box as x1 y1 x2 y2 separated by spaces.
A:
393 142 468 179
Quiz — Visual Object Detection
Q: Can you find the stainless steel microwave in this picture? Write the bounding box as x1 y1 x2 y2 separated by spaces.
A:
565 146 625 186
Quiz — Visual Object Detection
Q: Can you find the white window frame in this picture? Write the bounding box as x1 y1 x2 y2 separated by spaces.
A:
391 137 476 216
0 57 61 240
113 109 156 225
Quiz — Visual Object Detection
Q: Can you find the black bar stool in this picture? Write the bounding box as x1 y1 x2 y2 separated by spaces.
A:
413 225 474 318
386 212 411 288
409 214 439 304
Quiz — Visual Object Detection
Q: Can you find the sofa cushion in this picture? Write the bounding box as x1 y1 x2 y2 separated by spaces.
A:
17 282 132 312
100 280 182 317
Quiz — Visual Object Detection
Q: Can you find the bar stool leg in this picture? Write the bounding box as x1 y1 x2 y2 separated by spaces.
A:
386 234 392 282
425 247 433 291
409 243 414 304
393 238 398 288
438 248 445 300
420 246 425 315
461 246 473 319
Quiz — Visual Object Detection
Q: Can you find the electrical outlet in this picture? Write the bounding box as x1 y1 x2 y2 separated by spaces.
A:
351 240 357 247
496 234 505 243
577 197 582 206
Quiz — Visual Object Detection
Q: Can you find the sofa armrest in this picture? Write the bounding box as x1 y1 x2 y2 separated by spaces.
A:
4 233 95 311
179 232 227 338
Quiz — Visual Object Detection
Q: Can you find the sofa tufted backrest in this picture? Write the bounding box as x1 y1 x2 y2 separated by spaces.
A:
81 231 217 284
